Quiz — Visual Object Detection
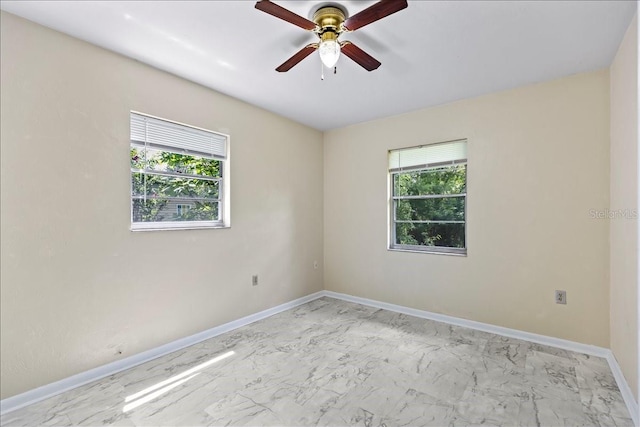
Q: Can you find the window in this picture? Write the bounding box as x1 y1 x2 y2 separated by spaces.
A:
130 112 229 231
389 139 467 255
176 204 192 217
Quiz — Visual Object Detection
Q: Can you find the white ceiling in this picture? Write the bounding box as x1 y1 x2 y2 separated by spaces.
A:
1 1 636 131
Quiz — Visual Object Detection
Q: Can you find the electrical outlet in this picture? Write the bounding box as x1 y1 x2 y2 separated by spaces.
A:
555 290 567 305
252 275 258 286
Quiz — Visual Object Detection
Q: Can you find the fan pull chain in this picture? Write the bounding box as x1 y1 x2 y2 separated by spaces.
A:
321 61 324 80
334 66 337 74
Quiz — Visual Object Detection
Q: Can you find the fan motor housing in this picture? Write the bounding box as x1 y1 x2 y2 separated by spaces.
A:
313 6 346 33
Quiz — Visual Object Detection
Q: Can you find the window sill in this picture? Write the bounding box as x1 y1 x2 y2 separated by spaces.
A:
388 246 467 257
131 221 230 232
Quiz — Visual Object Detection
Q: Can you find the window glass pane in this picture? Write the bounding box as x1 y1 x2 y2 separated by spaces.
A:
393 165 466 196
131 172 219 200
395 222 465 248
133 199 219 223
168 201 218 221
131 147 145 169
132 198 170 223
396 197 465 222
135 148 221 178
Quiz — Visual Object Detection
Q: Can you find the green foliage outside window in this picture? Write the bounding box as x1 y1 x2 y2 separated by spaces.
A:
394 165 466 248
131 148 221 223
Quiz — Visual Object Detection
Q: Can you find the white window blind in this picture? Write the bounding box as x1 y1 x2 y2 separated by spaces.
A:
130 112 227 159
389 139 467 172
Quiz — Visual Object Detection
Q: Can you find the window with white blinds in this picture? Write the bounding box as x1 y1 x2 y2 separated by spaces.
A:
389 139 467 255
130 112 230 230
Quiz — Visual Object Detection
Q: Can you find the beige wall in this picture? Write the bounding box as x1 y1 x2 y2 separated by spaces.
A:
610 14 639 402
2 6 635 406
324 70 611 347
0 12 324 399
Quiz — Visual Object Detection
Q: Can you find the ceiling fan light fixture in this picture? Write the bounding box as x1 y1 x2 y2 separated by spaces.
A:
256 0 407 73
319 39 340 68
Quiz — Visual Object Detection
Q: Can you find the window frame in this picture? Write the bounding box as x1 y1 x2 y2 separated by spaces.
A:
129 111 230 232
388 140 467 256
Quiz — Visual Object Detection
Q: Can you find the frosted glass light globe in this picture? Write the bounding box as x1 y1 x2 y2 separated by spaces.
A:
319 40 340 68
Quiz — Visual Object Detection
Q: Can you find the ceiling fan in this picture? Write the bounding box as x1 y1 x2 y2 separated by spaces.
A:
255 0 408 73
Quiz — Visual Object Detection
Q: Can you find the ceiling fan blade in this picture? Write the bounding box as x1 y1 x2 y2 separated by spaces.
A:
340 42 381 71
255 1 317 31
276 44 318 72
342 0 408 32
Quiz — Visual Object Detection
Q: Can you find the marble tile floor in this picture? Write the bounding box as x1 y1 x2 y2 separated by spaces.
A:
1 297 633 427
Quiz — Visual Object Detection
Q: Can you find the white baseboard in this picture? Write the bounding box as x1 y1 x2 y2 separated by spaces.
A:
321 290 639 426
322 291 609 357
0 291 324 415
606 351 640 427
2 289 638 426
